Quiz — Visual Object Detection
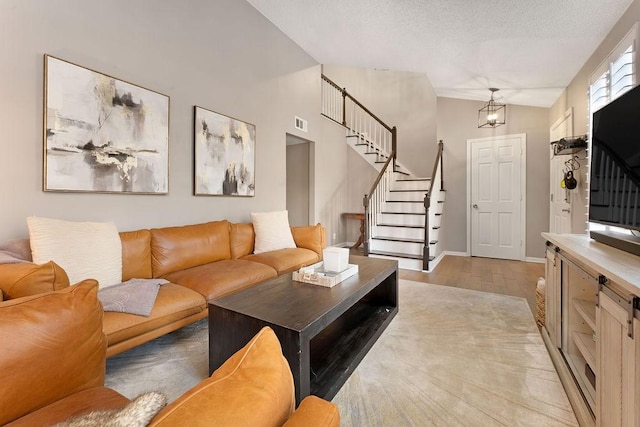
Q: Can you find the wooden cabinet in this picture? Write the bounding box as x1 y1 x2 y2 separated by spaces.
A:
561 257 598 412
541 233 640 427
545 245 562 347
596 289 639 427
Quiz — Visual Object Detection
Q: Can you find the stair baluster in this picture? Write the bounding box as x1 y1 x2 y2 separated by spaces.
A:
423 191 431 271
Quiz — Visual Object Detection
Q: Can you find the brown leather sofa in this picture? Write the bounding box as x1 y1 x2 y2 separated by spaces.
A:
0 220 325 357
0 281 340 426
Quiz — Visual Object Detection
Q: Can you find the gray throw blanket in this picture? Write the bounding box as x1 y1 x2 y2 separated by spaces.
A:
0 238 32 264
98 278 169 317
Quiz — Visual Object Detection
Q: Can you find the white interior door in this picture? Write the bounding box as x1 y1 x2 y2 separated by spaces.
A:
468 134 525 260
549 108 573 233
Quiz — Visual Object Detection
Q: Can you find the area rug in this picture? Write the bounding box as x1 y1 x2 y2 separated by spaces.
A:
332 280 577 426
105 280 577 426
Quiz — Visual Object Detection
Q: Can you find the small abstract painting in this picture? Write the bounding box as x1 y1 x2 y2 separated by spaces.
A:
44 55 169 194
193 106 255 196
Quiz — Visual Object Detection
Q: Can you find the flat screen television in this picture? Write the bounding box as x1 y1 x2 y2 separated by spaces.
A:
589 84 640 256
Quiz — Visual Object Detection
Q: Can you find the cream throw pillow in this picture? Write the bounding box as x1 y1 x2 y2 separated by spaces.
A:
251 210 297 254
27 217 122 288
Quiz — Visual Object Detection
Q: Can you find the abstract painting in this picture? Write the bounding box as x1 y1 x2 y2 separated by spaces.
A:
193 106 255 196
44 55 169 194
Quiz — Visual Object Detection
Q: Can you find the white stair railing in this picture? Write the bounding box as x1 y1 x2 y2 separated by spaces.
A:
321 75 395 162
321 74 399 257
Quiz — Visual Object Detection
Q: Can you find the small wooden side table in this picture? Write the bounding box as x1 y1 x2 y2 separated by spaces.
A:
342 212 365 249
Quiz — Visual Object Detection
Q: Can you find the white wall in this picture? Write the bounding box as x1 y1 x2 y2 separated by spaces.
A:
316 117 350 245
0 0 349 243
321 65 438 177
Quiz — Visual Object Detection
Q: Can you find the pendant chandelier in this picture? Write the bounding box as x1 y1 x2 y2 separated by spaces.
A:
478 88 506 128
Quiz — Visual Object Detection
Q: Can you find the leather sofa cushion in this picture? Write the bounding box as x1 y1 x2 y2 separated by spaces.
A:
229 223 255 259
5 387 129 427
282 396 340 427
120 229 152 281
162 259 277 301
291 223 325 256
103 283 206 347
150 327 295 426
151 221 231 277
0 261 69 300
0 280 105 425
242 248 320 275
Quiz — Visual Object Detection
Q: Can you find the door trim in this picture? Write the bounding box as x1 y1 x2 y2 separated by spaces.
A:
466 133 527 260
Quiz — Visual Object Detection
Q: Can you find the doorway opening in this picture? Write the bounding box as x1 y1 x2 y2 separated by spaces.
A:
286 134 315 226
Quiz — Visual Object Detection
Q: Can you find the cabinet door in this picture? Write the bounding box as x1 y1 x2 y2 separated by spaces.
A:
596 291 638 427
545 247 561 347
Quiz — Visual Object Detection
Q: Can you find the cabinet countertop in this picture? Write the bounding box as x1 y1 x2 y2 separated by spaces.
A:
542 232 640 296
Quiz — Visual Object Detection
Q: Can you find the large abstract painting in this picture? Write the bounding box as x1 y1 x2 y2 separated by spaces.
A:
44 55 169 194
194 106 255 196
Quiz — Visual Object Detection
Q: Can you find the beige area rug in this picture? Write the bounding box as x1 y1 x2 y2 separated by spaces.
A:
332 280 578 427
105 280 577 426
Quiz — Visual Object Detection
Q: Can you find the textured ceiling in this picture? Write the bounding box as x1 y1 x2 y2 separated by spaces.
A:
247 0 633 107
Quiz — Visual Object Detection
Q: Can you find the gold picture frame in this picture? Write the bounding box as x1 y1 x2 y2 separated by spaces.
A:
44 55 170 194
193 106 255 197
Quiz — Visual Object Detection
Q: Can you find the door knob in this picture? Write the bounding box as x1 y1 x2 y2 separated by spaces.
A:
562 208 570 213
473 204 478 209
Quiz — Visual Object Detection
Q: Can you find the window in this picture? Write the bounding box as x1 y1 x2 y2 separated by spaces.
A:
589 24 637 112
588 24 637 232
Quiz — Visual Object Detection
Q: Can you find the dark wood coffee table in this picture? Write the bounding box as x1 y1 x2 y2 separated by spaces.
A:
208 255 398 404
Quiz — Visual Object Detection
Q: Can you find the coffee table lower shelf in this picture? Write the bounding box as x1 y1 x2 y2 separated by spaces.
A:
310 304 396 399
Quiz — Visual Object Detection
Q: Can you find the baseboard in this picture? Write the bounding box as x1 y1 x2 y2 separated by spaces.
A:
331 242 352 248
428 251 468 271
525 256 545 264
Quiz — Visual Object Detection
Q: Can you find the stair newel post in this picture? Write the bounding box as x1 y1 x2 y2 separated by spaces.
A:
363 194 370 256
391 126 397 171
423 191 431 271
341 88 347 127
438 140 444 191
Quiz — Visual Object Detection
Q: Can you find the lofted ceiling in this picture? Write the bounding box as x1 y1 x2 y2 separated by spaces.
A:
247 0 633 108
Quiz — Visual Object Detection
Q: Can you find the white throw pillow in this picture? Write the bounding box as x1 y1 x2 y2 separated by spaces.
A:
251 210 297 254
27 216 122 288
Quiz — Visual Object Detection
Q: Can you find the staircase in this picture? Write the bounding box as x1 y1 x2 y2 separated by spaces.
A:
321 74 445 271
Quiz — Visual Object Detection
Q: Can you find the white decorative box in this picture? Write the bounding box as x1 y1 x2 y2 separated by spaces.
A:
322 247 349 273
292 262 358 287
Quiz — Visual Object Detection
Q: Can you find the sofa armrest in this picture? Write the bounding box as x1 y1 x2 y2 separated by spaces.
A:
283 396 340 427
291 224 326 256
0 261 69 300
149 327 295 427
0 280 105 425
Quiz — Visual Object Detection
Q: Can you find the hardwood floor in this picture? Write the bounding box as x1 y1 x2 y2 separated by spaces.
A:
350 248 544 315
400 255 544 315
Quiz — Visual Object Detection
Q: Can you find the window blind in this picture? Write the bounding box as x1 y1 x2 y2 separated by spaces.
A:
610 45 634 100
589 24 637 112
589 69 609 112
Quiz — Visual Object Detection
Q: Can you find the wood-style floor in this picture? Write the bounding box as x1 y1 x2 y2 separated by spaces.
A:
351 248 544 315
400 255 544 315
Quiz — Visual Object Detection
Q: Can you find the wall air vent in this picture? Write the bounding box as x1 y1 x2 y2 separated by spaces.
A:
295 116 308 132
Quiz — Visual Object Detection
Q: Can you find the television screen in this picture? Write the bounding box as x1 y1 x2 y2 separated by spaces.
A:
589 84 640 231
